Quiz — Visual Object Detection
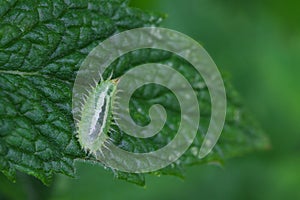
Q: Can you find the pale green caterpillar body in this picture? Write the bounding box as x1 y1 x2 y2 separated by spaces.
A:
77 79 118 155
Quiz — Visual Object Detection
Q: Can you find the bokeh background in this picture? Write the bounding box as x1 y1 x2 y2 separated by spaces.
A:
1 0 300 199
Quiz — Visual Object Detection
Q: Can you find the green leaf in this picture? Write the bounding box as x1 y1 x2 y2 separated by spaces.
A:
0 0 269 186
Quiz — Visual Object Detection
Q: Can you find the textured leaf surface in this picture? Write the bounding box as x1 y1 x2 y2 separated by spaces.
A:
0 0 269 186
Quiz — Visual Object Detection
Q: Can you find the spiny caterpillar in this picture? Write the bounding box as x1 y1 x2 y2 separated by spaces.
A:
77 79 118 156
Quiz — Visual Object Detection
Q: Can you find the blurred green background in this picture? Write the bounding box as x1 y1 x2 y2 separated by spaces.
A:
1 0 300 199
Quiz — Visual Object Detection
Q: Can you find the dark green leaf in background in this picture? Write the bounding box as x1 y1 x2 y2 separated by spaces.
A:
0 0 269 186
